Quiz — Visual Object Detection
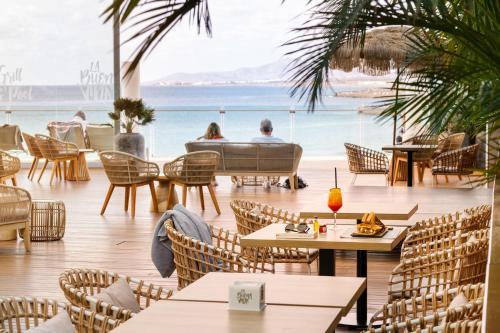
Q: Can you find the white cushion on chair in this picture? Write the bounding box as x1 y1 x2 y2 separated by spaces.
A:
92 278 141 313
26 311 73 333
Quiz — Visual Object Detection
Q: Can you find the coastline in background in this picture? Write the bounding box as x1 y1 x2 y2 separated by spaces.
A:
1 85 392 159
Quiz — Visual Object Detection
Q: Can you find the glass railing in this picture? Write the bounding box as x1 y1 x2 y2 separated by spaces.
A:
1 107 392 160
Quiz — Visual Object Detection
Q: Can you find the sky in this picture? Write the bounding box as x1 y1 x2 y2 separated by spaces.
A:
0 0 308 85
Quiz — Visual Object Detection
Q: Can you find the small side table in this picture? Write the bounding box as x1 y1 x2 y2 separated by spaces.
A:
151 176 179 212
19 200 66 241
67 149 93 181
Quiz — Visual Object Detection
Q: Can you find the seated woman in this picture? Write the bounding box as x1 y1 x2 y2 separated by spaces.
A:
198 122 228 142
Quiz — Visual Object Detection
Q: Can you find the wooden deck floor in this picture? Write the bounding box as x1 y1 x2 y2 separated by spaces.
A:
0 160 492 331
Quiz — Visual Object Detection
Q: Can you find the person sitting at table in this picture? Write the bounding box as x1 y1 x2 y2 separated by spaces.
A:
197 122 228 141
251 118 284 143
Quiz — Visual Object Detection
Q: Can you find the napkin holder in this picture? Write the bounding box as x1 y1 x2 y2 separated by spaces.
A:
228 281 266 311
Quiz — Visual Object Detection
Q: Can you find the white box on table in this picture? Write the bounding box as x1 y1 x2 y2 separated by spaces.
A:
228 281 266 311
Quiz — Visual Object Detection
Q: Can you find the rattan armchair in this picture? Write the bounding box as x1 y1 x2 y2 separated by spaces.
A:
165 219 274 290
369 283 484 329
0 185 31 253
0 150 20 186
99 151 160 218
345 143 389 185
365 284 484 333
402 206 491 258
35 134 80 185
163 151 221 215
22 133 45 181
387 234 488 302
59 268 173 322
432 144 478 185
0 296 119 333
230 199 319 273
435 132 466 157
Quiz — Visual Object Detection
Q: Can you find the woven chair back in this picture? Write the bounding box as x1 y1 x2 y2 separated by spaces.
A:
0 185 31 226
0 150 21 178
35 134 79 160
0 296 118 333
389 234 489 300
164 151 220 185
99 151 159 185
433 144 478 175
22 132 43 158
47 121 88 149
436 132 466 155
230 199 303 235
59 268 173 321
165 219 272 289
0 125 23 151
370 283 485 329
345 143 388 174
403 206 491 254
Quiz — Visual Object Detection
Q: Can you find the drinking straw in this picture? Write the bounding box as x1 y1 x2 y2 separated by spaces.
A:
334 167 338 188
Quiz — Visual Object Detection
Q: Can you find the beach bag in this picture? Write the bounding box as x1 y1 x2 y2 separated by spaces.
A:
281 177 308 190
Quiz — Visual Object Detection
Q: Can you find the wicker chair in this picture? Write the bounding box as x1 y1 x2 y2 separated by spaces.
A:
165 219 274 290
432 144 478 185
22 133 45 181
387 234 488 302
393 134 439 183
0 151 21 186
435 133 466 157
369 283 484 329
345 143 389 185
0 185 31 253
86 124 114 151
401 206 491 258
35 134 80 185
59 268 173 322
0 296 119 333
48 121 89 149
99 151 159 218
163 151 221 215
365 284 484 333
230 199 319 273
0 125 24 151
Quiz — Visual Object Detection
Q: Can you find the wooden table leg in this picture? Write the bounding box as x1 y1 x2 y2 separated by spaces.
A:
67 152 90 181
151 179 179 212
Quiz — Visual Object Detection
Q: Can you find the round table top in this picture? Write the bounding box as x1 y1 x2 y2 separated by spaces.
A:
382 144 437 152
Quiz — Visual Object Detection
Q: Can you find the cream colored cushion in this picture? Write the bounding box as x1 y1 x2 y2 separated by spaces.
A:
26 311 73 333
448 292 469 309
92 278 140 313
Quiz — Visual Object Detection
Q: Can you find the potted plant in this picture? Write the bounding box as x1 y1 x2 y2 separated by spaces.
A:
109 98 155 158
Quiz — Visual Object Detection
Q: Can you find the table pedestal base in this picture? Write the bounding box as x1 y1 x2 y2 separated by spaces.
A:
66 152 90 181
152 178 179 212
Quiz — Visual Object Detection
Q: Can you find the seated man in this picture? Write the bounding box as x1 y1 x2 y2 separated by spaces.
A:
251 118 285 143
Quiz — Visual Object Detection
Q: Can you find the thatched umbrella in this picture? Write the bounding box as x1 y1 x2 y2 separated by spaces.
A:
330 26 414 144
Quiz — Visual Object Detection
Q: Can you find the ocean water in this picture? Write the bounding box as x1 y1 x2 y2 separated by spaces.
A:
1 85 392 158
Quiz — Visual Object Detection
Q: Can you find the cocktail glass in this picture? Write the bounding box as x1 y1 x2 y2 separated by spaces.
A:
327 188 343 229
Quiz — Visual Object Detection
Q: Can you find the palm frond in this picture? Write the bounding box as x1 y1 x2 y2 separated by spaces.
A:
102 0 212 77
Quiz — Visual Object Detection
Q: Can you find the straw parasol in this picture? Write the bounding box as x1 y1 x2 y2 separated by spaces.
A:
330 26 414 144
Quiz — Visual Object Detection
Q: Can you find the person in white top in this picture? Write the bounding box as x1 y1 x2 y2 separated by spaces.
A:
251 118 284 143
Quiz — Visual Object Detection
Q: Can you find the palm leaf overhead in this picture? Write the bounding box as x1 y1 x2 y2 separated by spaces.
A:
285 0 499 178
102 0 212 76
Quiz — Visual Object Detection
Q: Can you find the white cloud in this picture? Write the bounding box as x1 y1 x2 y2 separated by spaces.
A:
1 0 309 84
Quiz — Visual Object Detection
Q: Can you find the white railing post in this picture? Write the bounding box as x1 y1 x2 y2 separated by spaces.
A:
289 107 296 142
5 108 12 124
219 107 225 132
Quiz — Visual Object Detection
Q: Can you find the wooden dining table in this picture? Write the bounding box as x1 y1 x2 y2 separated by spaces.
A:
300 202 418 221
382 144 437 187
111 300 343 333
170 272 366 316
241 224 408 328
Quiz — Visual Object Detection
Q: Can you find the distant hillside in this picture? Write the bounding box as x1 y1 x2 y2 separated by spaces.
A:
146 58 395 86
